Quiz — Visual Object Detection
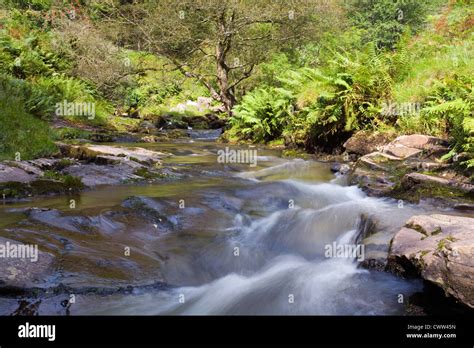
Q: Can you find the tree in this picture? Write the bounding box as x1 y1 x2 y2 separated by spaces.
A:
103 0 341 114
347 0 432 50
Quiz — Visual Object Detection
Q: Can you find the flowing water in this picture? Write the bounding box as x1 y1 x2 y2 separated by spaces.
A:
0 138 461 315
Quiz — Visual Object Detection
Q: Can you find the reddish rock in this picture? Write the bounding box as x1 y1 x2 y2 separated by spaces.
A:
388 214 474 308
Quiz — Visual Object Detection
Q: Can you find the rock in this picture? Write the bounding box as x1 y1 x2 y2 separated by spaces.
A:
61 144 170 186
344 131 395 156
138 120 156 134
59 144 167 165
0 163 40 184
420 162 450 171
385 135 450 159
387 214 474 308
29 158 74 170
140 135 162 143
0 237 55 288
5 161 43 176
89 133 115 142
401 172 474 194
64 162 145 186
348 134 472 205
382 144 422 159
204 114 226 129
454 203 474 211
170 97 214 114
330 162 351 175
166 129 189 138
0 144 170 195
26 208 125 234
391 134 448 150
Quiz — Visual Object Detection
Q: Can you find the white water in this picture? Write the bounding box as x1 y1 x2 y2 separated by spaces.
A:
74 159 423 315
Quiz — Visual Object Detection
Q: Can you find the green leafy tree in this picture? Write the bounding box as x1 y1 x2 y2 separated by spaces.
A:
103 0 342 114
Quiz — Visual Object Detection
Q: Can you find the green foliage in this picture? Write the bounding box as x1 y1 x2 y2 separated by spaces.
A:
347 0 438 50
231 43 396 150
2 0 53 11
231 87 295 142
54 127 92 141
397 73 473 169
0 85 56 160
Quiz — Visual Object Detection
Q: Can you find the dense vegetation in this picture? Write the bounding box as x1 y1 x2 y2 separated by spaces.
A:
228 0 473 172
0 0 472 174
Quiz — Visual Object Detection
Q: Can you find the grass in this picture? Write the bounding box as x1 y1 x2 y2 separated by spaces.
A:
0 95 57 160
393 2 474 103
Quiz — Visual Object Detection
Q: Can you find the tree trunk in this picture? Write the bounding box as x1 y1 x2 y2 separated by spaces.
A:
216 62 236 115
215 9 236 116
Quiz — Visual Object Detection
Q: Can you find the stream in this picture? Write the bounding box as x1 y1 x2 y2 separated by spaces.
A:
0 137 460 315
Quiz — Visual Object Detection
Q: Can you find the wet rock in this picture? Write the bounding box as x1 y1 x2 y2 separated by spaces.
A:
187 128 223 140
64 162 145 186
330 162 351 175
348 155 397 197
355 214 393 271
387 214 474 308
89 133 115 142
454 203 474 211
0 237 55 288
27 208 125 234
156 113 226 131
121 196 205 231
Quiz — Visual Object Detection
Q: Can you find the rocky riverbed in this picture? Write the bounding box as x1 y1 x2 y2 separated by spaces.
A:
0 132 472 314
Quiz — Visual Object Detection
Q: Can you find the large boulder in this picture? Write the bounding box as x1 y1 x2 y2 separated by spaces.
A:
387 214 474 308
382 134 449 160
344 131 395 156
348 134 472 205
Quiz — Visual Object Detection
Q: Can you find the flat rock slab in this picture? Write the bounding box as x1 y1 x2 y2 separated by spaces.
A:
0 237 55 288
388 214 474 308
0 163 40 184
392 134 448 149
382 144 422 159
64 162 144 186
60 144 168 165
402 172 474 194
